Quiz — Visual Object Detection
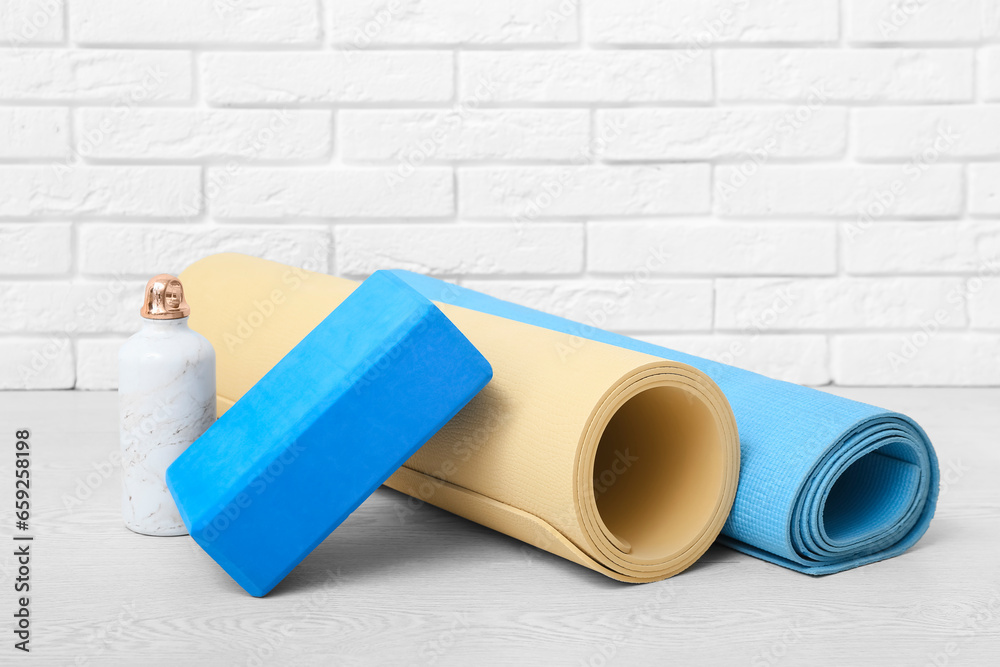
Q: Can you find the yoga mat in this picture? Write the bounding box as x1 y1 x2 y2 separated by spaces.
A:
387 270 940 574
167 272 493 596
180 254 740 583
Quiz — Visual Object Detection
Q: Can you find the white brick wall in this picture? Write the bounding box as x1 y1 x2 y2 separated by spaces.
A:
1 0 998 389
70 0 321 44
585 0 840 44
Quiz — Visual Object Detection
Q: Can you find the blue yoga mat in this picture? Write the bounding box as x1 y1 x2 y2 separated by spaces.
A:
389 270 940 574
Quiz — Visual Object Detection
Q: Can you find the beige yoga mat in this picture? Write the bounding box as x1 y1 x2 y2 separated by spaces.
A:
180 254 740 582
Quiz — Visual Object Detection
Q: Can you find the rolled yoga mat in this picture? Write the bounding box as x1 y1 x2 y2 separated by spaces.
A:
387 270 941 575
180 254 740 583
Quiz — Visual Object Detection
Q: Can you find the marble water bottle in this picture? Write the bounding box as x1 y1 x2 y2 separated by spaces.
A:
119 274 216 536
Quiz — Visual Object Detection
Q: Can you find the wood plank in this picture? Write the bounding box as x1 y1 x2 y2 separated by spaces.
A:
0 389 996 665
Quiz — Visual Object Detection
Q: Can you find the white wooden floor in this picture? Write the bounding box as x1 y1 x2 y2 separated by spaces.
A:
1 388 997 666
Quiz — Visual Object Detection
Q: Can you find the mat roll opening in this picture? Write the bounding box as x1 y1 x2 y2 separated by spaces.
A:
589 383 725 563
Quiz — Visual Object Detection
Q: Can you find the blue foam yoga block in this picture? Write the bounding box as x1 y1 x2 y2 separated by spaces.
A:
166 271 493 596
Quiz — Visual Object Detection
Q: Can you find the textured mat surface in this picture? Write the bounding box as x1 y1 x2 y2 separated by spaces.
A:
166 271 492 596
180 254 740 583
389 270 941 574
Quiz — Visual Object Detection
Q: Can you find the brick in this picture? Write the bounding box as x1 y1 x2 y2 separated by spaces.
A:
969 163 1000 215
715 277 968 330
833 334 1000 385
460 51 712 103
715 165 963 218
983 46 1000 101
71 0 319 44
459 165 710 218
0 223 72 275
0 166 201 218
76 338 122 390
461 279 713 331
585 0 838 44
77 109 332 160
0 50 192 102
0 107 67 158
969 277 1000 329
203 52 453 104
79 224 331 276
854 106 1000 159
339 109 589 161
598 107 847 160
844 222 1000 274
0 338 74 389
336 222 583 275
328 0 576 44
587 221 836 276
0 280 144 333
846 0 991 42
717 49 973 102
642 333 830 385
207 167 453 218
0 0 64 44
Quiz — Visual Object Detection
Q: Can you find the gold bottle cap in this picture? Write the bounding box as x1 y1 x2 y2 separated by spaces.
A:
140 274 190 320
